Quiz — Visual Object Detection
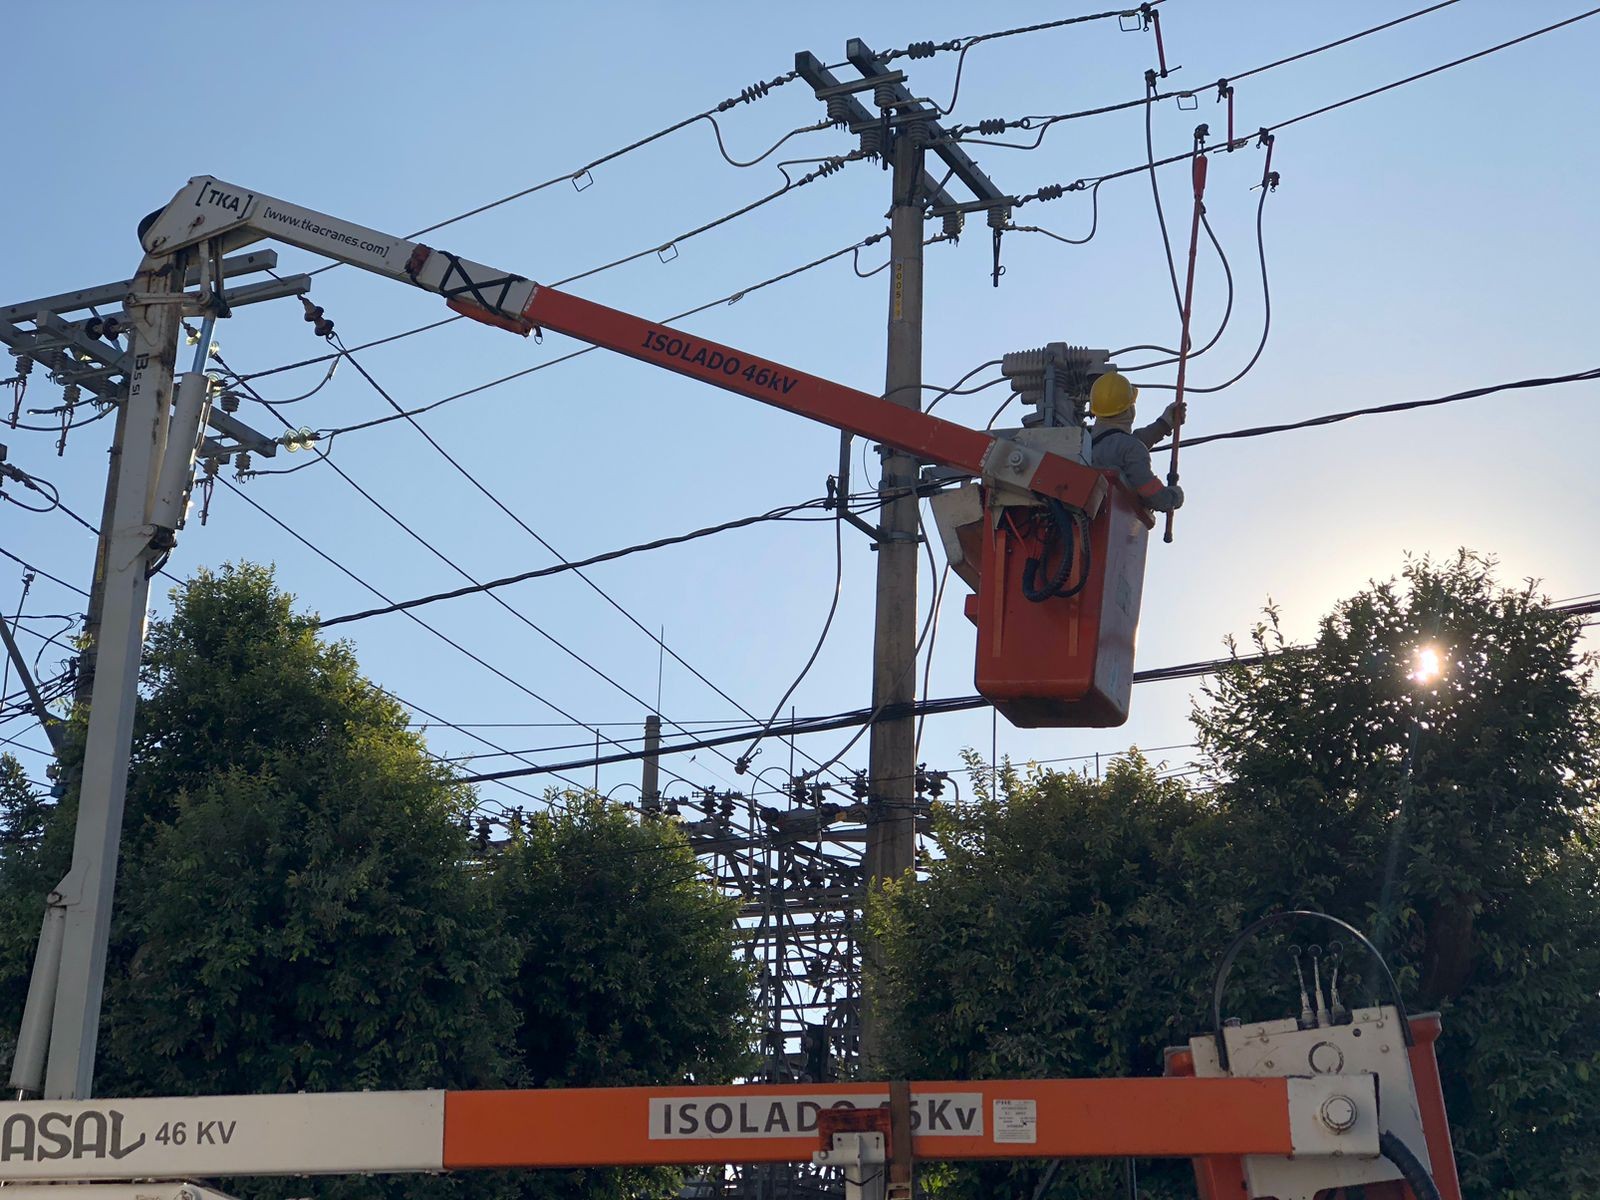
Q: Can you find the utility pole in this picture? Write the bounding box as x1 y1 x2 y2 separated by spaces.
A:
861 117 925 1070
641 713 662 808
797 39 1009 1072
1 252 291 1101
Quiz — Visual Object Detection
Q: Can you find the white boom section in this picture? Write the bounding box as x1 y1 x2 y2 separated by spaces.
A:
139 177 534 326
0 1092 443 1179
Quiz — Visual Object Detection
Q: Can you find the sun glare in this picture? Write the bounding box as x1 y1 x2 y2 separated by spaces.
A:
1412 645 1444 685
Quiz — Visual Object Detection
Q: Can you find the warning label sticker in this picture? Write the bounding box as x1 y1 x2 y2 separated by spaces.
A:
992 1099 1037 1144
648 1093 984 1140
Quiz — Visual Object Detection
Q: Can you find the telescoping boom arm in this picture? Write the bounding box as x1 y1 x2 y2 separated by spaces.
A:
139 177 1105 515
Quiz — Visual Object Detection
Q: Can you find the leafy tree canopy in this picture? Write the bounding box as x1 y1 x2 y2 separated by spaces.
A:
875 553 1600 1199
0 564 753 1200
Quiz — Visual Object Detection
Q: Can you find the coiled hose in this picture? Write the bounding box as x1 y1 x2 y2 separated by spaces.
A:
1020 498 1091 602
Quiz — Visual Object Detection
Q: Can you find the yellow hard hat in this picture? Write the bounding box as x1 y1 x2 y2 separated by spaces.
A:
1089 371 1138 418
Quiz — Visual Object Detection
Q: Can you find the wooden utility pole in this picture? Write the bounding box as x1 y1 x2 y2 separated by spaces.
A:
795 38 1009 1073
861 120 926 1069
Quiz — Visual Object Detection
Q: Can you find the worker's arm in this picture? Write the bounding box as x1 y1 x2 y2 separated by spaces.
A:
1103 434 1184 513
1133 401 1186 449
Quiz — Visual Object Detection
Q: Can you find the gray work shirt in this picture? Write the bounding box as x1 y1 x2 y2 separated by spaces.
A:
1090 416 1170 496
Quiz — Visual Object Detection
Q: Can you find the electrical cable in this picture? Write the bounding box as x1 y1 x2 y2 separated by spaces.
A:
1000 179 1103 246
1379 1131 1444 1200
1172 366 1600 450
316 229 898 437
303 68 809 280
1111 206 1234 367
947 0 1469 146
318 494 838 627
798 507 945 782
706 118 834 168
549 153 865 290
216 475 698 793
1129 162 1271 392
442 593 1600 782
914 558 951 759
4 404 116 436
0 462 100 536
1001 5 1600 209
1145 77 1185 321
880 3 1168 116
0 547 88 599
317 337 851 784
920 358 1005 414
734 511 845 772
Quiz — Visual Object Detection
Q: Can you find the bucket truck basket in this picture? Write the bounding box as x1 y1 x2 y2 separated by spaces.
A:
934 473 1150 728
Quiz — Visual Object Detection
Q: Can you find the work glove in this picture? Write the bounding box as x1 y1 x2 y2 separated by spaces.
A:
1161 400 1187 428
1147 483 1185 512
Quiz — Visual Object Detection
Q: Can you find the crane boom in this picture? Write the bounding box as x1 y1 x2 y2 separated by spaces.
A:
139 176 1104 513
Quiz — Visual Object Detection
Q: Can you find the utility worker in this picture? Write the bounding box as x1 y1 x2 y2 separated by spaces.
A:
1088 371 1185 512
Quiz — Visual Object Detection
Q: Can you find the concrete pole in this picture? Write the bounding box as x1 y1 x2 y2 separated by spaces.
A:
40 256 182 1099
641 713 662 807
860 123 925 1071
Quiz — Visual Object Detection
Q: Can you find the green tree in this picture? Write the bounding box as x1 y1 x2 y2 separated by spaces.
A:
1195 552 1600 1196
486 798 754 1200
874 554 1600 1199
0 753 54 1070
0 564 755 1200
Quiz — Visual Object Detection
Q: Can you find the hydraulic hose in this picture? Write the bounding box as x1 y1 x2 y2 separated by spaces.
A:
1379 1129 1444 1200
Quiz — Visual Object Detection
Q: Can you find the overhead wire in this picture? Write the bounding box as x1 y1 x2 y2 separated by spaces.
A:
1145 75 1185 320
317 494 842 627
877 3 1169 116
0 547 89 599
1126 154 1272 391
734 511 846 772
304 67 814 280
461 594 1600 783
317 336 854 785
313 228 900 438
998 5 1600 207
215 475 698 793
945 0 1473 146
1173 366 1600 450
549 151 867 289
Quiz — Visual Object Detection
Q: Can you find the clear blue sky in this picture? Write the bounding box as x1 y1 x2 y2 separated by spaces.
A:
3 1 1597 813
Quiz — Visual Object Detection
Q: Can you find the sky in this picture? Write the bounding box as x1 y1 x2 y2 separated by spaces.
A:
2 1 1598 820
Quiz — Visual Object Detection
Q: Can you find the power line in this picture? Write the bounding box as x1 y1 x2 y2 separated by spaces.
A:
877 2 1171 116
235 155 869 389
1174 367 1600 450
316 491 887 628
284 229 895 438
946 0 1471 144
215 475 700 793
305 66 814 280
0 546 88 599
305 337 851 786
460 593 1600 783
997 5 1600 205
